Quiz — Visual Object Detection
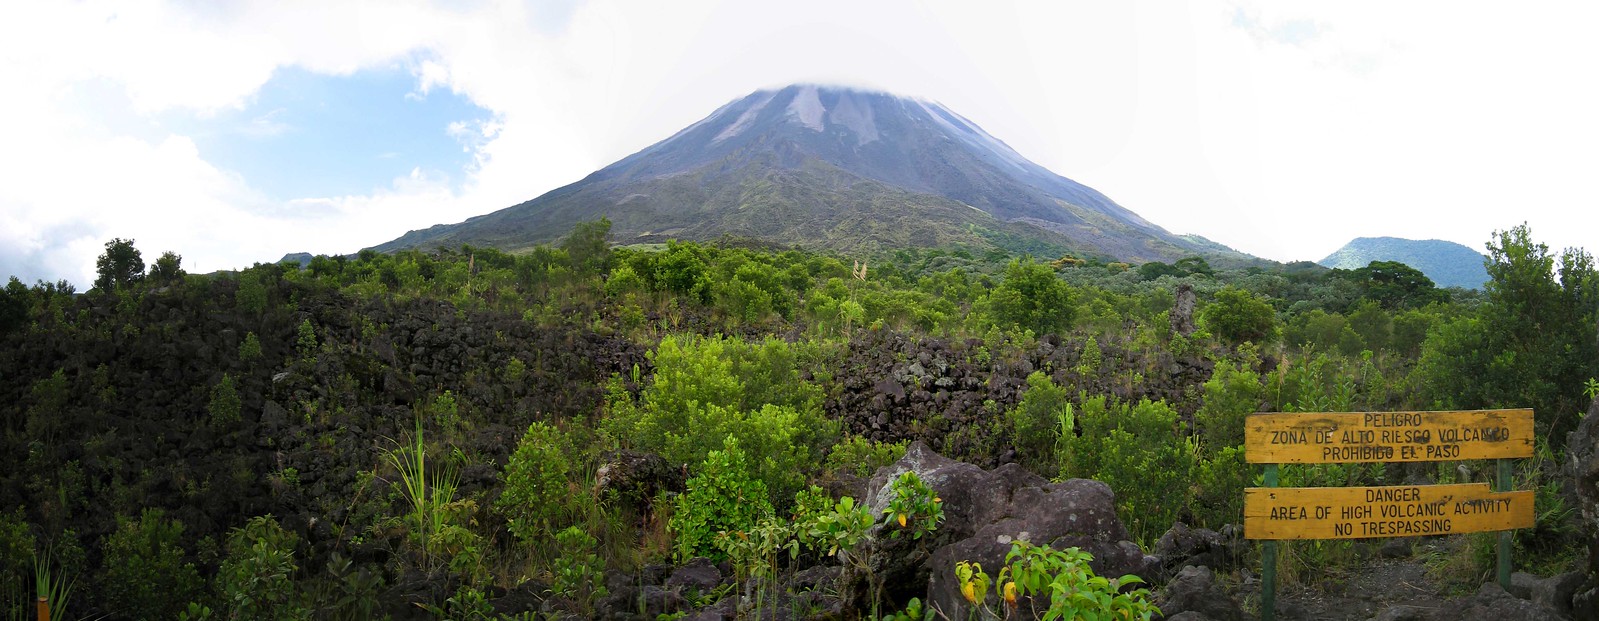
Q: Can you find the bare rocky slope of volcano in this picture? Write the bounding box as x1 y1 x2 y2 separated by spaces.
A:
374 84 1249 264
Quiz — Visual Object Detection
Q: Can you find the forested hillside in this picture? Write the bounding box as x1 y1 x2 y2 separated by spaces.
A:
0 221 1594 619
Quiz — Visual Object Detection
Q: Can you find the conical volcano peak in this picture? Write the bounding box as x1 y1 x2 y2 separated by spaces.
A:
375 84 1246 265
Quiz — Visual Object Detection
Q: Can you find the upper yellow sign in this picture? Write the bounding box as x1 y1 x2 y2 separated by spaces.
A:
1244 409 1533 464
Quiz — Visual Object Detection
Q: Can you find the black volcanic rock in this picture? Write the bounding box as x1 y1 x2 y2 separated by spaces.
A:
374 84 1246 263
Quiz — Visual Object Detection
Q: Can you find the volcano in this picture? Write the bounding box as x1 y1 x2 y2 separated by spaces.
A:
375 84 1243 262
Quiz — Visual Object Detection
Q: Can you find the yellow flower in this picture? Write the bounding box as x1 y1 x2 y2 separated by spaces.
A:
961 581 978 604
897 512 908 527
1004 582 1017 605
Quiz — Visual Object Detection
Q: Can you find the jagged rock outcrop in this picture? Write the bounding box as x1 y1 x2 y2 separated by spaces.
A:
1435 582 1568 620
1154 522 1244 579
1171 283 1197 336
1566 394 1599 610
594 449 685 509
846 442 1156 619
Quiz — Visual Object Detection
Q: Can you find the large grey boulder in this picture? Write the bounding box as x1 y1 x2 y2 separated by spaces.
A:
1154 566 1245 621
847 442 1157 619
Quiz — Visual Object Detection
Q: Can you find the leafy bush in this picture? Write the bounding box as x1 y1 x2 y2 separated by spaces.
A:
966 541 1158 620
496 422 573 544
607 334 836 506
668 437 774 561
218 515 305 621
881 471 943 540
824 436 908 479
1194 358 1262 453
603 264 647 298
1201 286 1278 346
655 242 712 302
294 319 318 360
551 526 607 616
1192 446 1251 530
985 257 1075 336
1059 397 1196 545
0 509 35 613
209 373 242 427
101 508 203 620
238 332 263 362
236 271 267 315
1008 371 1070 473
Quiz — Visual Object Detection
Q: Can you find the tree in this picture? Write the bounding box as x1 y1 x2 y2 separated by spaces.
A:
562 217 613 276
1346 301 1391 352
1009 371 1071 472
1202 286 1278 346
1137 261 1182 280
149 251 185 285
0 277 27 334
1173 256 1214 277
988 257 1075 336
1351 260 1442 309
655 242 711 302
94 237 145 292
1416 224 1598 438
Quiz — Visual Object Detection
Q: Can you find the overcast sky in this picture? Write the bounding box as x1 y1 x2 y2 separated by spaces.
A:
3 1 1596 287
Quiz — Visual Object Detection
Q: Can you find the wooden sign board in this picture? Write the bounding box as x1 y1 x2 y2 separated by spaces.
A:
1244 409 1533 464
1244 483 1533 540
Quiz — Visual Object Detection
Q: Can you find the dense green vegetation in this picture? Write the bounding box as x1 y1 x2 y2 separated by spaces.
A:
0 220 1592 618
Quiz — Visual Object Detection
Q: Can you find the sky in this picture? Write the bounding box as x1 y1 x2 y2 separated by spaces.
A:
2 1 1596 287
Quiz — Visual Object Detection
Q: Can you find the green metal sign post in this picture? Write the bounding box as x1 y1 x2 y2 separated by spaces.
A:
1244 409 1535 621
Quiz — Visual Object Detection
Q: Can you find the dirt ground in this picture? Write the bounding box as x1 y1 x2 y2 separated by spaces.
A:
1228 538 1508 620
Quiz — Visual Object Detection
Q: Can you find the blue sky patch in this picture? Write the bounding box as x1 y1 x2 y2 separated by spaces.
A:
165 66 493 200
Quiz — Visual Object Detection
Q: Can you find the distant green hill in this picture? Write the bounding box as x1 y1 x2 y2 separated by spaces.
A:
1319 237 1488 289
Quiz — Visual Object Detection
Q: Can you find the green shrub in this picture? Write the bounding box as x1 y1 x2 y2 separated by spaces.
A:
1201 286 1278 346
209 373 242 427
1192 446 1251 530
603 264 647 298
429 391 461 436
25 369 69 442
218 516 305 621
551 526 607 614
1059 397 1196 546
668 437 774 561
236 272 267 315
496 422 573 544
239 332 262 362
1008 371 1070 473
963 541 1158 620
608 334 836 506
824 436 908 479
504 357 526 384
295 319 316 359
101 508 203 620
881 471 943 540
0 509 34 612
985 257 1075 336
1194 359 1262 453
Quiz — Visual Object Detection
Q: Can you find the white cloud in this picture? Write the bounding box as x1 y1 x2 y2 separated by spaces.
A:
1 0 1596 288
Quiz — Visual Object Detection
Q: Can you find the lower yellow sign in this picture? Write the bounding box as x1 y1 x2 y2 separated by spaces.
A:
1244 483 1532 540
